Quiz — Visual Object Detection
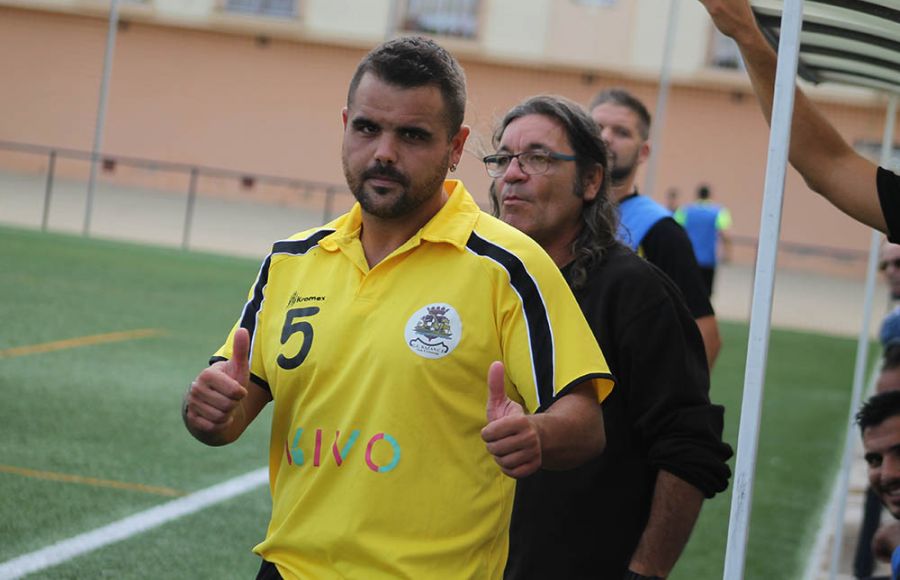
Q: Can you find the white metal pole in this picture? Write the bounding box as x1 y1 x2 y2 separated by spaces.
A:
83 0 120 236
643 0 680 200
722 1 804 578
385 0 401 40
827 93 898 579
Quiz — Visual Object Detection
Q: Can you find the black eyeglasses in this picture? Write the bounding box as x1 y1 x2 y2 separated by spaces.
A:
482 150 577 178
880 258 900 271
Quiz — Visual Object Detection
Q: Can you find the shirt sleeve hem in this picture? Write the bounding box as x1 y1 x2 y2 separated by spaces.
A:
537 372 615 413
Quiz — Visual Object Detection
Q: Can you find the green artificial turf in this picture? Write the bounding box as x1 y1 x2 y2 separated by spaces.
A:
0 225 867 579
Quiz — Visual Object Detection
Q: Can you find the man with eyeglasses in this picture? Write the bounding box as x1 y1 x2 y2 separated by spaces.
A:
182 38 615 579
589 88 722 368
699 0 900 243
487 94 732 580
881 242 900 302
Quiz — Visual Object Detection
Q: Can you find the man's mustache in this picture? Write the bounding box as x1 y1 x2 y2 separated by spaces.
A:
362 164 409 186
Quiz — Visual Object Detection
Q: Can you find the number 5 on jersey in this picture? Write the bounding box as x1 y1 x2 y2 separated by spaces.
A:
277 307 320 370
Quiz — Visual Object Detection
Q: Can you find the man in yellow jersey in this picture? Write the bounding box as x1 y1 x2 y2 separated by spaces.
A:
181 36 614 580
487 95 731 579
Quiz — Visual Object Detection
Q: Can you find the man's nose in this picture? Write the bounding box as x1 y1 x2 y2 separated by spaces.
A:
373 135 398 165
882 455 900 484
501 157 528 181
599 127 612 145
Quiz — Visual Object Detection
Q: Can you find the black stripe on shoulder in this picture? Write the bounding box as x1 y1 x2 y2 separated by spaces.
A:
272 229 334 256
538 372 615 414
238 255 271 343
241 229 334 341
466 231 555 409
208 356 271 393
236 229 334 387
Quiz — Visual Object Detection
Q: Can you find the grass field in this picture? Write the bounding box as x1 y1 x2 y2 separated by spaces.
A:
0 224 866 579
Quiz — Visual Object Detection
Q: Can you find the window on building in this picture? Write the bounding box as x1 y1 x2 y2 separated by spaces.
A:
708 27 745 71
225 0 296 18
401 0 480 39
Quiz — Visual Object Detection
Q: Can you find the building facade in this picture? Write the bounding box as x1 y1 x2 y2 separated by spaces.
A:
1 0 898 272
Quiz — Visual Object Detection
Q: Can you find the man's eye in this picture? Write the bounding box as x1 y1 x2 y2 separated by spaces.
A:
402 130 429 141
353 122 378 134
527 153 551 164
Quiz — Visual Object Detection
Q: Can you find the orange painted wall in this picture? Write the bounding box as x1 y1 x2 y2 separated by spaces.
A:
2 6 897 274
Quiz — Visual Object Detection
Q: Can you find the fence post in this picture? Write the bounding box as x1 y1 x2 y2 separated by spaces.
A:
182 167 199 251
42 150 57 232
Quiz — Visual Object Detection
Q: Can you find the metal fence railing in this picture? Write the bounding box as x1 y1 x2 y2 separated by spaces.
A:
0 139 877 269
0 139 353 257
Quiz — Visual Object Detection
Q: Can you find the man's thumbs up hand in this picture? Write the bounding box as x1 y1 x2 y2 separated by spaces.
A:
183 328 251 443
481 361 541 479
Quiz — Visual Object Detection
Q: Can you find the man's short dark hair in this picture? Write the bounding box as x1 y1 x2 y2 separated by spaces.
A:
347 36 467 137
588 88 651 141
857 390 900 434
698 184 711 199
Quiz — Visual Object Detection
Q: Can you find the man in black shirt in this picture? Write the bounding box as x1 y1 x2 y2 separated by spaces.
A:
699 0 900 240
589 88 722 367
487 94 732 579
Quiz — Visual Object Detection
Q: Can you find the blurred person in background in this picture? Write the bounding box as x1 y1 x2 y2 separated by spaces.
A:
880 241 900 302
674 183 733 297
589 88 722 368
857 388 900 580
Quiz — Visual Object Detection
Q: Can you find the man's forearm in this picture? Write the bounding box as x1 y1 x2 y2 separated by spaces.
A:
695 315 721 369
732 22 855 173
531 382 606 470
711 0 887 231
628 470 705 577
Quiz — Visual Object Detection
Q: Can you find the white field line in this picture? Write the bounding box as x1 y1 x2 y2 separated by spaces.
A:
803 469 841 580
0 467 268 580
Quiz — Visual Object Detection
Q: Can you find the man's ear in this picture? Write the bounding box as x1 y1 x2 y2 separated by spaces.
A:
638 139 651 165
450 125 471 168
341 107 349 129
582 165 603 203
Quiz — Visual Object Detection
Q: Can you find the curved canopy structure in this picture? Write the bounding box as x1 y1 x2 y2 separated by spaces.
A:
752 0 900 95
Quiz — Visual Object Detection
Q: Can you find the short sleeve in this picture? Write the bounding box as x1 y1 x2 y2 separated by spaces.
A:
877 167 900 243
490 242 614 414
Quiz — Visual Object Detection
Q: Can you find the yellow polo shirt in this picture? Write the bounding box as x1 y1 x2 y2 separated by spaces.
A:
214 180 613 579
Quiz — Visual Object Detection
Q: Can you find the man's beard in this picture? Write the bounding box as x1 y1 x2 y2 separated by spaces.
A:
344 157 449 220
609 149 639 186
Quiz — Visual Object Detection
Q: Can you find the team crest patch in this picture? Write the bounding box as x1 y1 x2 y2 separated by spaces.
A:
404 303 462 359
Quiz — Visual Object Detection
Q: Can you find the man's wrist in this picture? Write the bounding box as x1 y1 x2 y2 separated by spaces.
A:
623 571 664 580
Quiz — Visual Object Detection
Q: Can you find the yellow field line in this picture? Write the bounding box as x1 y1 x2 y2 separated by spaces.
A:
0 328 165 359
0 464 184 497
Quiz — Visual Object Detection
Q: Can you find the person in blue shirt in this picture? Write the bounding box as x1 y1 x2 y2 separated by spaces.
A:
674 184 732 297
589 88 722 367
